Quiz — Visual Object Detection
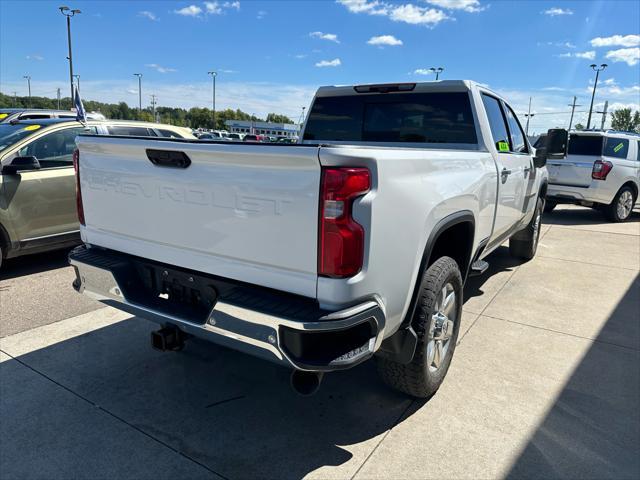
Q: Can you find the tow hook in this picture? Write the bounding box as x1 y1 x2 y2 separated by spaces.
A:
290 370 324 396
151 325 189 352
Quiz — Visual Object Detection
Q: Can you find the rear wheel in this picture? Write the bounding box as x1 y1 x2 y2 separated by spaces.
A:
605 186 635 222
377 256 462 398
509 196 543 261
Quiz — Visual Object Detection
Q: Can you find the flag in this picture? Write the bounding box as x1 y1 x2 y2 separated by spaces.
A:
74 85 87 124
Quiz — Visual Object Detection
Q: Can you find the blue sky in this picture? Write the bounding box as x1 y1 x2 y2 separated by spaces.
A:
1 0 638 133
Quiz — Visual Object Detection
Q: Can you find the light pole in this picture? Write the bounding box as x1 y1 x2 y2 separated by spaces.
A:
524 97 535 136
12 91 18 107
430 67 444 80
208 71 217 129
59 6 81 101
73 74 80 94
133 73 142 117
23 76 31 107
586 63 607 130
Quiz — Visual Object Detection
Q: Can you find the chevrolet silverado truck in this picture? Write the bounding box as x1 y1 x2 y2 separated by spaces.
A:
69 81 563 398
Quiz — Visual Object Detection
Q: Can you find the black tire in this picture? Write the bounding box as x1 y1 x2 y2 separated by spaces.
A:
509 196 543 261
543 200 557 213
604 186 636 222
377 256 462 398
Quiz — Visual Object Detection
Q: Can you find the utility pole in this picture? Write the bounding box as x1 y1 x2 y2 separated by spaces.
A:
208 71 217 129
150 94 157 122
59 6 81 102
23 76 31 107
298 106 306 126
12 91 18 107
597 100 609 131
587 63 607 130
57 88 61 109
133 73 142 117
524 97 534 136
567 96 581 131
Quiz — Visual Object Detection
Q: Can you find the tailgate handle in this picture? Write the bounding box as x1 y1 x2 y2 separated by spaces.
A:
146 149 191 169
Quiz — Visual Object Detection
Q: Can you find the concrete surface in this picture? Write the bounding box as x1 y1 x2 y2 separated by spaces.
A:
0 205 639 480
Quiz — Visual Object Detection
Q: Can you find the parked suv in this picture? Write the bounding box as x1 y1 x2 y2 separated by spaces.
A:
544 130 639 221
0 108 106 123
0 119 194 268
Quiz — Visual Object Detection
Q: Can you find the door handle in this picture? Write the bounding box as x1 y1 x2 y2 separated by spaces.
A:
501 168 512 177
524 166 532 174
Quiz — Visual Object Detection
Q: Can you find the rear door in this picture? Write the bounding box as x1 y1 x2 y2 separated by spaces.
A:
547 134 603 187
481 94 530 238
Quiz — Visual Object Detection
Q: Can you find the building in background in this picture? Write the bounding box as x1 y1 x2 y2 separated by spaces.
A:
225 119 300 138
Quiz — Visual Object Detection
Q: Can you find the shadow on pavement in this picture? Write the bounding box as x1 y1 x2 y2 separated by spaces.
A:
463 245 522 305
0 248 72 281
506 273 640 479
544 205 640 227
0 316 419 479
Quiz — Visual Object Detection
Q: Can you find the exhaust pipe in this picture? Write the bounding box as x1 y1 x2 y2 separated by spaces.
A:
151 325 187 352
290 370 324 396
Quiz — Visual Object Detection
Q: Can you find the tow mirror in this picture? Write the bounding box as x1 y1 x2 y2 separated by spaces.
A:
2 156 41 175
546 128 568 159
533 147 547 168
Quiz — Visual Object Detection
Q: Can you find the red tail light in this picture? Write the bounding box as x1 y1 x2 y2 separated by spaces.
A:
592 160 613 180
319 167 370 277
73 148 85 226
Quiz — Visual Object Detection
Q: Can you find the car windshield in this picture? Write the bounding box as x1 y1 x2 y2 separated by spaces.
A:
568 135 603 156
0 123 43 153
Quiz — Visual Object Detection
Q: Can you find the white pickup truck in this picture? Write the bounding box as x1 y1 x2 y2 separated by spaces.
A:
70 81 562 397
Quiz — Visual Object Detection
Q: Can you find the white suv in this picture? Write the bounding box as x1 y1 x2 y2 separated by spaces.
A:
544 130 640 221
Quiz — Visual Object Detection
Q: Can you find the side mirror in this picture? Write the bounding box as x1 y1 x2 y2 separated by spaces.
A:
546 128 568 159
2 156 41 175
533 147 547 168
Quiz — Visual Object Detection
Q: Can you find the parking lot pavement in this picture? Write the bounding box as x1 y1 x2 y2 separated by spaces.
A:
1 205 638 479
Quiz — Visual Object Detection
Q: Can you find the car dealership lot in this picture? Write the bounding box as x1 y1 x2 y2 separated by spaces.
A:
1 205 638 480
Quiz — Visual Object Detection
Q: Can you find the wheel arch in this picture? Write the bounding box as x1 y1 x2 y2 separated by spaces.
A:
620 180 638 201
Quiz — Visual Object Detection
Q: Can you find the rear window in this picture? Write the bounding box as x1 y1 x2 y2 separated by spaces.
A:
303 92 477 145
568 135 603 156
107 126 157 136
603 137 629 159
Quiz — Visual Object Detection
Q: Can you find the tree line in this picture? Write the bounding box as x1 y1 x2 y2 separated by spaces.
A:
0 92 295 130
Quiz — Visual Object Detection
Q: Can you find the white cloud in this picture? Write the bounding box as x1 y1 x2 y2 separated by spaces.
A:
367 35 403 46
413 68 434 75
542 7 573 16
145 63 177 73
590 34 640 48
293 54 308 59
223 1 241 9
338 0 451 27
310 31 340 43
315 58 342 67
26 54 44 61
204 2 222 14
257 10 267 19
558 51 596 60
425 0 484 12
605 47 640 66
602 78 617 86
138 11 158 21
174 5 202 16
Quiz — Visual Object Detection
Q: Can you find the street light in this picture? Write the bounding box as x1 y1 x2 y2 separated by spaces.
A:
208 71 217 129
59 6 81 101
430 67 444 80
586 63 607 130
23 75 31 107
73 74 80 93
133 73 142 117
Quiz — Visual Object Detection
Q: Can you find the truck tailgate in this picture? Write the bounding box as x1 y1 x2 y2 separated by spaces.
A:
76 136 321 298
547 155 596 187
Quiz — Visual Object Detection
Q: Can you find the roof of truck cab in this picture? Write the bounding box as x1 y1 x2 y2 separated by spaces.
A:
314 80 489 97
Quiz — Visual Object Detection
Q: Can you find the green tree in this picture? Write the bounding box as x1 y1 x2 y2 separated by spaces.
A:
266 113 294 124
610 108 640 133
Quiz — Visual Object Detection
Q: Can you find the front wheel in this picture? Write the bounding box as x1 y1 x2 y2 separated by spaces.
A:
377 256 462 398
509 197 543 261
605 186 636 222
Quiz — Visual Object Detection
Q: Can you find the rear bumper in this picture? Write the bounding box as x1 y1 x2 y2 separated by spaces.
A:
69 245 385 372
547 182 614 205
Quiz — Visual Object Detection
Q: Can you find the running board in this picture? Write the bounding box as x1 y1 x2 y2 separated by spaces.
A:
469 260 489 277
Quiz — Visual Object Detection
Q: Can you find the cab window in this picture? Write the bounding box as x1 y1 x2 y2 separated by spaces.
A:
107 126 157 136
18 127 85 168
504 104 529 153
603 137 629 159
481 94 510 151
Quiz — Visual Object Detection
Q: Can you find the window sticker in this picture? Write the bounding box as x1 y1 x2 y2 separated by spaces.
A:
24 125 41 131
613 142 624 153
498 141 510 152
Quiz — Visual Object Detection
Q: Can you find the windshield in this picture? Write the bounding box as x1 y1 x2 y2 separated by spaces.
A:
568 135 603 156
303 91 477 145
0 123 43 153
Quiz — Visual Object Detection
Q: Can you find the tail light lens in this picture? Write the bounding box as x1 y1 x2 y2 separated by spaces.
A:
319 167 370 277
73 148 85 226
592 160 613 180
